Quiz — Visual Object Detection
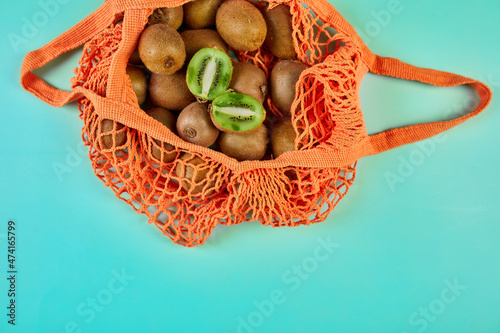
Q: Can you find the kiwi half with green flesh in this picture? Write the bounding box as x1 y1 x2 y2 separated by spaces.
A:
181 29 228 62
148 6 183 29
264 4 296 59
138 24 186 75
99 119 127 150
218 124 268 161
184 0 223 29
270 60 307 115
174 153 215 195
229 62 267 104
177 102 220 147
186 48 232 101
126 65 147 105
210 93 265 133
149 70 196 111
215 0 267 51
146 108 178 163
271 117 301 158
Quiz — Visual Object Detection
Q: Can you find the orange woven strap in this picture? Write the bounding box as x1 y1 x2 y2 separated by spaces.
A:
20 1 116 107
357 54 492 156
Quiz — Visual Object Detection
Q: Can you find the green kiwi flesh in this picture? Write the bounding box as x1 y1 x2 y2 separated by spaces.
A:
184 0 223 29
126 65 147 105
229 62 267 104
186 48 232 101
210 92 265 133
146 107 178 163
264 4 296 59
176 102 220 147
218 124 268 161
270 60 307 115
215 0 267 51
138 24 186 75
148 7 183 29
149 70 195 111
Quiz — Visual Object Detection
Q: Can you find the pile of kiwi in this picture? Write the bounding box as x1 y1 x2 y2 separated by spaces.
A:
114 0 309 167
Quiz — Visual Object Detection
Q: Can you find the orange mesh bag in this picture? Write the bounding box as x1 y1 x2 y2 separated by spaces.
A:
21 0 492 247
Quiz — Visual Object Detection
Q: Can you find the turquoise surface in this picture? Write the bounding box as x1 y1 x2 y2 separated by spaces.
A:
1 0 499 332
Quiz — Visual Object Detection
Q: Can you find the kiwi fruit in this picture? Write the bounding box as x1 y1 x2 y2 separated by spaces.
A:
126 65 147 105
186 48 232 101
174 153 215 195
229 62 267 104
264 4 296 59
218 124 268 161
177 102 220 147
146 108 178 163
184 0 223 29
128 47 142 65
148 6 183 29
215 0 267 52
271 117 301 158
210 92 266 133
270 60 307 115
149 71 195 111
99 119 127 150
138 24 186 75
181 29 228 62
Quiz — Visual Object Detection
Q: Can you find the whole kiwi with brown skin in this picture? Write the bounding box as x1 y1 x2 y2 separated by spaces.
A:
215 0 267 52
181 29 228 62
218 124 268 161
126 65 147 105
128 47 142 65
174 153 215 195
271 117 302 158
270 60 308 115
138 24 186 75
184 0 223 29
177 102 220 147
264 4 296 59
99 119 127 150
148 6 184 29
146 107 178 163
229 62 268 104
149 70 195 111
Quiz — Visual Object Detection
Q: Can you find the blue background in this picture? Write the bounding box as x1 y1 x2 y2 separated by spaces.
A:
1 0 499 332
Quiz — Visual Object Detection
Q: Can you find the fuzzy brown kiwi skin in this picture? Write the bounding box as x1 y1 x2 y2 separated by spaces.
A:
148 6 184 29
128 47 142 65
174 153 216 195
177 102 220 147
181 29 228 62
270 117 303 158
270 60 308 115
216 0 267 52
264 4 296 59
229 62 268 104
184 0 223 29
138 24 186 75
126 65 147 105
218 124 268 161
146 108 178 163
99 119 127 150
149 71 195 111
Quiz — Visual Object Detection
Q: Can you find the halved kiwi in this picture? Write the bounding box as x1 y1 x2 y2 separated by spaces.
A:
210 92 265 133
186 48 232 101
176 102 220 147
218 124 268 161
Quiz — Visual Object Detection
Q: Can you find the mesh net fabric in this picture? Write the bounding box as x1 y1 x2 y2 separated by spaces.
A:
70 0 366 247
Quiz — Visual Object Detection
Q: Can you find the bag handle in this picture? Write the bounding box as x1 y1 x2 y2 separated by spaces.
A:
359 53 492 157
20 1 116 107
